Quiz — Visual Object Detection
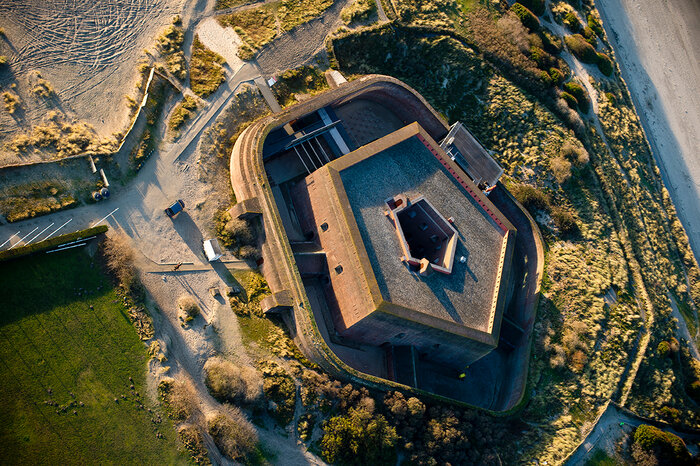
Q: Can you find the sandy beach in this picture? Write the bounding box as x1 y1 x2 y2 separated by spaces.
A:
597 0 700 259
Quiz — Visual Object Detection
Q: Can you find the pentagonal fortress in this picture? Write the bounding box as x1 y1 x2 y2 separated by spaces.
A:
230 75 517 390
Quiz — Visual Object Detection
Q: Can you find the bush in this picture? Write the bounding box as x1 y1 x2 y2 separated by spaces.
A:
552 207 578 235
560 141 589 165
341 0 377 25
561 91 578 109
563 11 581 33
100 232 140 295
510 3 540 31
320 402 398 465
158 377 198 422
657 340 671 357
516 0 544 16
596 52 613 76
169 95 198 132
509 183 551 212
178 424 210 465
0 56 7 66
587 14 604 37
203 357 263 405
177 295 200 322
260 360 296 425
564 81 589 112
207 407 260 462
565 34 598 63
631 425 692 465
550 156 572 184
549 67 564 85
225 218 255 246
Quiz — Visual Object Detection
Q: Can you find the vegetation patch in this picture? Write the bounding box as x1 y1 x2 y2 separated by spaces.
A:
259 360 296 426
157 16 186 80
207 407 262 463
341 0 378 26
216 211 261 260
129 75 173 172
190 36 226 98
203 357 263 405
272 65 329 107
168 95 199 135
218 0 333 59
7 111 115 159
630 424 692 465
0 249 185 464
177 294 201 324
0 180 79 223
2 91 20 114
564 33 598 63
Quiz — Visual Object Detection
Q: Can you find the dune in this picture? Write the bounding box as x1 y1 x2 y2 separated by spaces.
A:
597 0 700 260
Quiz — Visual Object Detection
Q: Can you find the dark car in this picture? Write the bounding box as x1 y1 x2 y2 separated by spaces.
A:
165 199 185 218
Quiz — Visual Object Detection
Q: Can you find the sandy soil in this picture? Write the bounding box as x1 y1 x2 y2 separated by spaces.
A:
195 17 245 75
597 0 700 260
0 0 182 144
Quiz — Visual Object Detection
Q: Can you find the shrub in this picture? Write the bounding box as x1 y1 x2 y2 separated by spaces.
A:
582 26 597 46
509 183 551 212
510 3 540 31
32 77 54 97
549 67 564 85
225 218 255 246
657 340 671 357
516 0 544 16
177 295 200 322
99 232 140 294
341 0 377 25
260 360 296 425
631 425 692 465
550 156 572 184
563 11 581 33
552 207 578 235
564 80 589 111
596 52 613 76
561 91 578 109
178 424 210 465
0 55 7 66
565 34 598 63
207 407 260 462
320 403 398 465
587 14 604 37
158 377 198 422
560 141 589 165
169 95 199 132
203 357 263 405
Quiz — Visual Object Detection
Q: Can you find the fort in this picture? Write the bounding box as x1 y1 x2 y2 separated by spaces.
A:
230 75 542 409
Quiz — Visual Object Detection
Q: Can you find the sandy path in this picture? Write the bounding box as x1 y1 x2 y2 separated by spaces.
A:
597 0 700 261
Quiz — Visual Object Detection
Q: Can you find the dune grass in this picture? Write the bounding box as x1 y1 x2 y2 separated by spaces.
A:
190 36 226 98
0 249 186 464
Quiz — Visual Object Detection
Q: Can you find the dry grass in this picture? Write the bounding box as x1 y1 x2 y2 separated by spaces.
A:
206 407 261 462
218 0 333 58
168 95 199 135
177 294 201 323
203 356 263 405
341 0 378 25
31 74 54 98
1 91 18 114
177 424 210 465
7 111 115 158
0 181 78 223
158 377 199 423
157 17 186 80
190 36 226 98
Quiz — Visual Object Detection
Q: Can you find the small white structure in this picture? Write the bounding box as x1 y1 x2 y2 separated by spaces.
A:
203 239 223 262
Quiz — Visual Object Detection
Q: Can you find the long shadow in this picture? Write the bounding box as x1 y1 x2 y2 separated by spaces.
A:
170 211 206 262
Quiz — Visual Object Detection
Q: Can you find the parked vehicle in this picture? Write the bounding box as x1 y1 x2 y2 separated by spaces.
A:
165 199 185 218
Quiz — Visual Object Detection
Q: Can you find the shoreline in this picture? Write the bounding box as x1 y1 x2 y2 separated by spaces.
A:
596 0 700 262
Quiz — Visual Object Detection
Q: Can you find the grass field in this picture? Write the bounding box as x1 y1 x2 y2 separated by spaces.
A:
0 248 187 464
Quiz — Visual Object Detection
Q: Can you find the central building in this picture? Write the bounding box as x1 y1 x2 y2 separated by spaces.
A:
290 122 515 376
231 75 517 387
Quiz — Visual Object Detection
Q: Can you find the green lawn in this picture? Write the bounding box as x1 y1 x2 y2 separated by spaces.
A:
0 248 187 464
